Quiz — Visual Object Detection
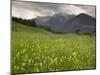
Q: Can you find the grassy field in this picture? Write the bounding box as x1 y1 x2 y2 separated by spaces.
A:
12 21 96 74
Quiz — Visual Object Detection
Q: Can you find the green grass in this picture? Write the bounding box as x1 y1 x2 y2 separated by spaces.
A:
12 21 96 74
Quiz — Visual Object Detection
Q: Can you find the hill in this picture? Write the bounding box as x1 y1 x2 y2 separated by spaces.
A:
12 21 52 35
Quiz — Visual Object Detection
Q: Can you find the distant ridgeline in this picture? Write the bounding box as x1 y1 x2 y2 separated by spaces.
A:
12 13 96 35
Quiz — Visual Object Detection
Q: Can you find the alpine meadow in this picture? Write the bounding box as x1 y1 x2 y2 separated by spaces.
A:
12 1 96 74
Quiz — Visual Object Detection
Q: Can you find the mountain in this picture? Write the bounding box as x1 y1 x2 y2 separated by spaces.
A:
35 13 75 33
67 13 96 34
35 13 96 34
68 13 95 26
35 16 50 27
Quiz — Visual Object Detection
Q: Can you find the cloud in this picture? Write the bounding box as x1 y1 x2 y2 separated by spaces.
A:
12 1 58 19
79 5 96 17
59 5 86 15
60 4 96 17
12 1 96 19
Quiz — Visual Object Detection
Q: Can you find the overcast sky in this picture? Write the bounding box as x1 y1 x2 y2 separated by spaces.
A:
12 1 96 19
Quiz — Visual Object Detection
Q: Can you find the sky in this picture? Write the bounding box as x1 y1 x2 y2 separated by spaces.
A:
12 1 96 19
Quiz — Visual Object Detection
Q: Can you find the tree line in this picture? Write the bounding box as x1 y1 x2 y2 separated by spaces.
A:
12 17 37 27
